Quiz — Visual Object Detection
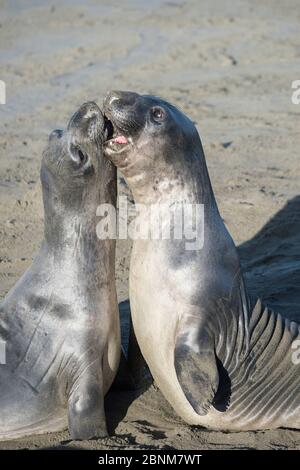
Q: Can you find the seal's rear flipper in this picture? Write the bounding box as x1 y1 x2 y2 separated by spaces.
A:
68 364 108 440
175 336 219 415
127 319 153 390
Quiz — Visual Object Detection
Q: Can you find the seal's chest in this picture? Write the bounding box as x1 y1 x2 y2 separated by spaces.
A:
130 271 178 364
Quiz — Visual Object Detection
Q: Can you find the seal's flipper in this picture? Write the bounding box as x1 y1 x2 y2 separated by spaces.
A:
128 317 153 389
68 365 107 440
175 332 219 415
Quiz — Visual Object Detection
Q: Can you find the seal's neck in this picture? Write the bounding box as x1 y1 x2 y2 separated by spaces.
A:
126 147 220 225
44 209 99 255
41 208 116 297
41 187 114 277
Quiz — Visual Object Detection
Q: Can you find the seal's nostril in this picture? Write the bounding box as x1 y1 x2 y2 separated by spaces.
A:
104 91 120 108
83 104 100 119
104 91 139 112
109 96 119 106
68 102 103 133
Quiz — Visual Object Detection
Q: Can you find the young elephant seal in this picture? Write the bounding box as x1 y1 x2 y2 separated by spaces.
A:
103 91 300 431
0 102 120 440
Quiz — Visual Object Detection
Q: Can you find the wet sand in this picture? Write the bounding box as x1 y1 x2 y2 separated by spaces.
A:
0 0 299 450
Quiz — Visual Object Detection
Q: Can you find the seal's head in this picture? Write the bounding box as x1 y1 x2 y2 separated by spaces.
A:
103 91 209 203
41 101 115 211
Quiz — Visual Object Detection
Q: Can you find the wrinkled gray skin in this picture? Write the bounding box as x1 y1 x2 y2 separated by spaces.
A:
103 91 300 431
0 102 120 440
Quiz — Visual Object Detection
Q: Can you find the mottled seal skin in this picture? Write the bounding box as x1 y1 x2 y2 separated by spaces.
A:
103 91 300 431
0 102 120 440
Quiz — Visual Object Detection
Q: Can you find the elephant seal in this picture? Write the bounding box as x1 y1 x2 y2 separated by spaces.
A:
103 91 300 431
0 102 120 440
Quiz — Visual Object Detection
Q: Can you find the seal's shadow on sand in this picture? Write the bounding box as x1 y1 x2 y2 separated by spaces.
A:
106 195 300 433
239 195 300 323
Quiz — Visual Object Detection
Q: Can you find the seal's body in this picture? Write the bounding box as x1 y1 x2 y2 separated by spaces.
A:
0 103 120 440
103 91 300 431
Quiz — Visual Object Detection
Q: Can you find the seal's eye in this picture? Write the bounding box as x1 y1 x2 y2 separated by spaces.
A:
151 106 166 122
78 149 86 163
69 143 88 167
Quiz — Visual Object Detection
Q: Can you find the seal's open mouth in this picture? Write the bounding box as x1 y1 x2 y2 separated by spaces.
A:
103 116 131 153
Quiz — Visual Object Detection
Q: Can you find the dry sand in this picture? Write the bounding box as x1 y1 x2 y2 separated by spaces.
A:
0 0 300 450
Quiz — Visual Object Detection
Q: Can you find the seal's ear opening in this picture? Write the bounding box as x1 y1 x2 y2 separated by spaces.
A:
49 129 63 142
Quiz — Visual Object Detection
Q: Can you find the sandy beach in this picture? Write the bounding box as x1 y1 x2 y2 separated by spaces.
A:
0 0 299 450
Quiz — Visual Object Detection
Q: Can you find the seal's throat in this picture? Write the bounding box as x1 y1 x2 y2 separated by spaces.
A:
40 194 115 294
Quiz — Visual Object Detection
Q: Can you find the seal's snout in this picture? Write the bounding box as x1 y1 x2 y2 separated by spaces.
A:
103 91 142 155
104 90 139 110
44 102 107 181
69 101 102 125
67 101 104 141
